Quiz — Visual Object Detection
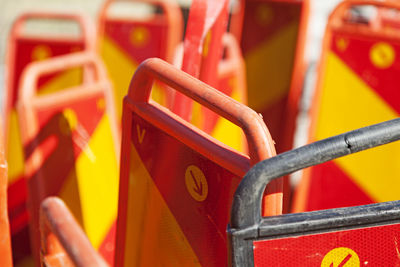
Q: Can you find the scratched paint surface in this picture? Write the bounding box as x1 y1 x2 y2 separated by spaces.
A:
120 112 243 266
253 222 400 266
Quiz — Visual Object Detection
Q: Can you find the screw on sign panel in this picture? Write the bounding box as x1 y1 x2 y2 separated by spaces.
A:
321 247 360 267
185 165 208 202
370 42 395 69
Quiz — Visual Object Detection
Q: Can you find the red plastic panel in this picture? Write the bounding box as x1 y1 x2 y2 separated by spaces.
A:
253 223 400 266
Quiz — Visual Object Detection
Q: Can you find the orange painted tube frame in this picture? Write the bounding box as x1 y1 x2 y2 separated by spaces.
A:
5 11 96 149
125 58 282 216
97 0 183 63
0 119 13 267
40 197 108 267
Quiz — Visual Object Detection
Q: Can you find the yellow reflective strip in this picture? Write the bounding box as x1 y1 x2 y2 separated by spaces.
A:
74 115 119 249
100 36 138 118
37 68 82 96
315 52 400 202
58 170 84 226
7 110 25 183
246 21 298 111
211 88 246 153
124 144 201 267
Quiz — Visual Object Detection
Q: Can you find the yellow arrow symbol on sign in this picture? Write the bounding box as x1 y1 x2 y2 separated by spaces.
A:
136 124 146 144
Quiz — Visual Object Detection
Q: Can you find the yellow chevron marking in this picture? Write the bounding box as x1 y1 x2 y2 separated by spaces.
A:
315 52 400 202
58 170 84 226
7 110 25 183
124 144 200 267
37 68 82 96
100 36 167 118
101 36 138 118
245 21 298 111
211 87 246 153
74 115 119 249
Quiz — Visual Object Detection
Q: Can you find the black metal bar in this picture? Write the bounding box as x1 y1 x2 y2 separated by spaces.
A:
230 118 400 229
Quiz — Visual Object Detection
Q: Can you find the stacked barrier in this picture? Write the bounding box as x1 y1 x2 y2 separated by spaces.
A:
4 12 95 263
115 58 277 266
17 52 119 265
240 0 309 153
98 0 183 117
6 0 400 265
294 0 400 212
229 118 400 266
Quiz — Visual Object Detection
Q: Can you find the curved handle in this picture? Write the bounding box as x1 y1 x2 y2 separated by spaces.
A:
98 0 183 62
230 118 400 229
129 57 275 164
330 0 400 29
19 51 108 101
12 11 95 50
40 197 109 267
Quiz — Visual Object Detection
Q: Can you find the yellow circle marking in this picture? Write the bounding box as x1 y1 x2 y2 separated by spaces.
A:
185 165 208 202
256 4 274 26
31 45 52 61
130 27 150 48
336 38 349 52
97 98 105 111
370 42 395 69
59 109 78 135
321 247 360 267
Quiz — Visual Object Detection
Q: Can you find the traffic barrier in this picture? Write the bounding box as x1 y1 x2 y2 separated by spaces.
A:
17 52 120 266
40 197 108 267
171 0 249 153
0 120 12 267
98 0 183 117
114 58 279 267
229 118 400 266
293 0 400 213
4 12 95 261
240 0 309 153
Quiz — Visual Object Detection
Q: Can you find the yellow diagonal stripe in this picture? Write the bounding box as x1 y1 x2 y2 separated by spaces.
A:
124 143 200 267
74 115 119 249
7 110 25 183
211 87 246 153
246 21 298 111
315 52 400 202
100 36 167 117
38 68 82 96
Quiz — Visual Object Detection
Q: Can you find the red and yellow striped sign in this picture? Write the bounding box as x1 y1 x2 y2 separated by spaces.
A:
17 53 119 266
4 12 95 265
115 58 277 267
241 0 309 153
98 0 183 118
294 0 400 212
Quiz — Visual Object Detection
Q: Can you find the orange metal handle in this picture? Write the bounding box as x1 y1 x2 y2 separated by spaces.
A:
128 58 275 164
40 197 109 267
98 0 183 62
331 0 400 28
12 11 95 49
19 51 108 101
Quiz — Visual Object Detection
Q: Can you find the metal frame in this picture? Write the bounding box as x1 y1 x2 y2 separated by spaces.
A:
229 118 400 266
